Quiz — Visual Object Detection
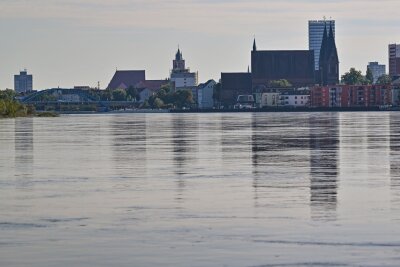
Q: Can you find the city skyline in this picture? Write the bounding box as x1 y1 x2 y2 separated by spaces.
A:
1 0 400 90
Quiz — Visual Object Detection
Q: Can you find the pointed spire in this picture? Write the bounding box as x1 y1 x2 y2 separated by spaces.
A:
253 37 257 52
319 23 328 66
328 22 338 62
175 46 183 60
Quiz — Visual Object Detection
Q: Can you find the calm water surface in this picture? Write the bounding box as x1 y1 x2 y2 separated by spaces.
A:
1 112 400 266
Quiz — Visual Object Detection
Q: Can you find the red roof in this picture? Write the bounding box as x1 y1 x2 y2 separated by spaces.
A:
107 70 146 90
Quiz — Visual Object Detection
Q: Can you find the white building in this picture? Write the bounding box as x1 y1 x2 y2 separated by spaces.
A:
197 80 216 109
309 20 335 71
170 48 198 89
280 92 310 107
367 62 386 83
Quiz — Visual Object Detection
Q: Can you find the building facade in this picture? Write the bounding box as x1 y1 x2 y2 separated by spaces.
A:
280 92 310 107
367 62 386 84
309 20 335 71
251 40 315 88
14 70 33 93
220 72 252 107
170 48 198 89
197 80 216 109
389 44 400 78
310 85 392 108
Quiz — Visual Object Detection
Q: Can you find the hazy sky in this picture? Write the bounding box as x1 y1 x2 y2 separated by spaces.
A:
1 0 399 89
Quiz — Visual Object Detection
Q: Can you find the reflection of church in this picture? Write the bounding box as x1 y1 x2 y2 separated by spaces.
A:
309 115 339 220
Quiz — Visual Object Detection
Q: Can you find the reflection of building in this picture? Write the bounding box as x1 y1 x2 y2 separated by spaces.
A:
170 48 198 89
251 39 315 88
309 20 335 71
15 119 34 185
367 62 386 84
309 114 339 220
389 44 400 78
14 69 33 93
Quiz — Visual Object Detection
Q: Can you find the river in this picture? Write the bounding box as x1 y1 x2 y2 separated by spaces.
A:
1 112 400 266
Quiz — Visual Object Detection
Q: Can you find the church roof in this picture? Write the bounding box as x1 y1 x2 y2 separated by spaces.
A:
107 70 146 90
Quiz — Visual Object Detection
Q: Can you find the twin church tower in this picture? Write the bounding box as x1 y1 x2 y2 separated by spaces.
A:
251 21 339 87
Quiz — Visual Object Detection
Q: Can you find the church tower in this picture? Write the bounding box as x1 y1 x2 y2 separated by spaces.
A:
318 22 339 86
173 48 186 73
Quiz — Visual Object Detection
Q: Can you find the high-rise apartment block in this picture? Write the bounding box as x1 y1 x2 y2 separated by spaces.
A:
367 62 386 83
309 20 335 71
14 69 33 93
389 44 400 78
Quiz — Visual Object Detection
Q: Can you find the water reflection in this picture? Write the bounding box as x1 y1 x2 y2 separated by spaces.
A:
251 114 310 209
111 115 147 179
309 114 339 221
14 118 34 187
390 114 400 211
171 115 199 202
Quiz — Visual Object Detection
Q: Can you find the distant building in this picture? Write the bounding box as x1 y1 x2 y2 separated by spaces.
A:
251 39 315 88
170 48 198 89
389 44 400 78
309 20 335 71
107 70 146 90
197 80 216 109
259 92 280 108
14 69 33 93
317 22 339 86
280 91 310 107
310 85 392 108
367 62 386 84
220 72 252 107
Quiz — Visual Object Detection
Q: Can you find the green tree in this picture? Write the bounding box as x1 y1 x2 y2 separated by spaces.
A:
376 74 392 85
341 68 365 85
153 97 164 109
0 89 16 101
366 68 374 84
112 89 127 101
267 79 292 88
126 86 140 102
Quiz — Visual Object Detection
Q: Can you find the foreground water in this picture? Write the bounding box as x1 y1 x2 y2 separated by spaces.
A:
1 112 400 266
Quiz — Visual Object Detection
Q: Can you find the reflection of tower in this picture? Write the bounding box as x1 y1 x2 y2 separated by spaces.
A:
14 118 34 187
172 115 199 202
309 114 339 221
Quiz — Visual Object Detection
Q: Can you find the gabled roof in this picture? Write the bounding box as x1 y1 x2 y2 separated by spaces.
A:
107 70 146 90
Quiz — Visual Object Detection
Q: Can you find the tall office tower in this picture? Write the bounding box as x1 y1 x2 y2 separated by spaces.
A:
14 69 33 93
367 62 386 83
389 44 400 77
309 20 335 71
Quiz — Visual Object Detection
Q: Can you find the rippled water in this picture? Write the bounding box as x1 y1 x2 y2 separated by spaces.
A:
1 112 400 266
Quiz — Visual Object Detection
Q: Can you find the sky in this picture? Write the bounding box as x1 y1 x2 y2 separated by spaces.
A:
0 0 399 90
